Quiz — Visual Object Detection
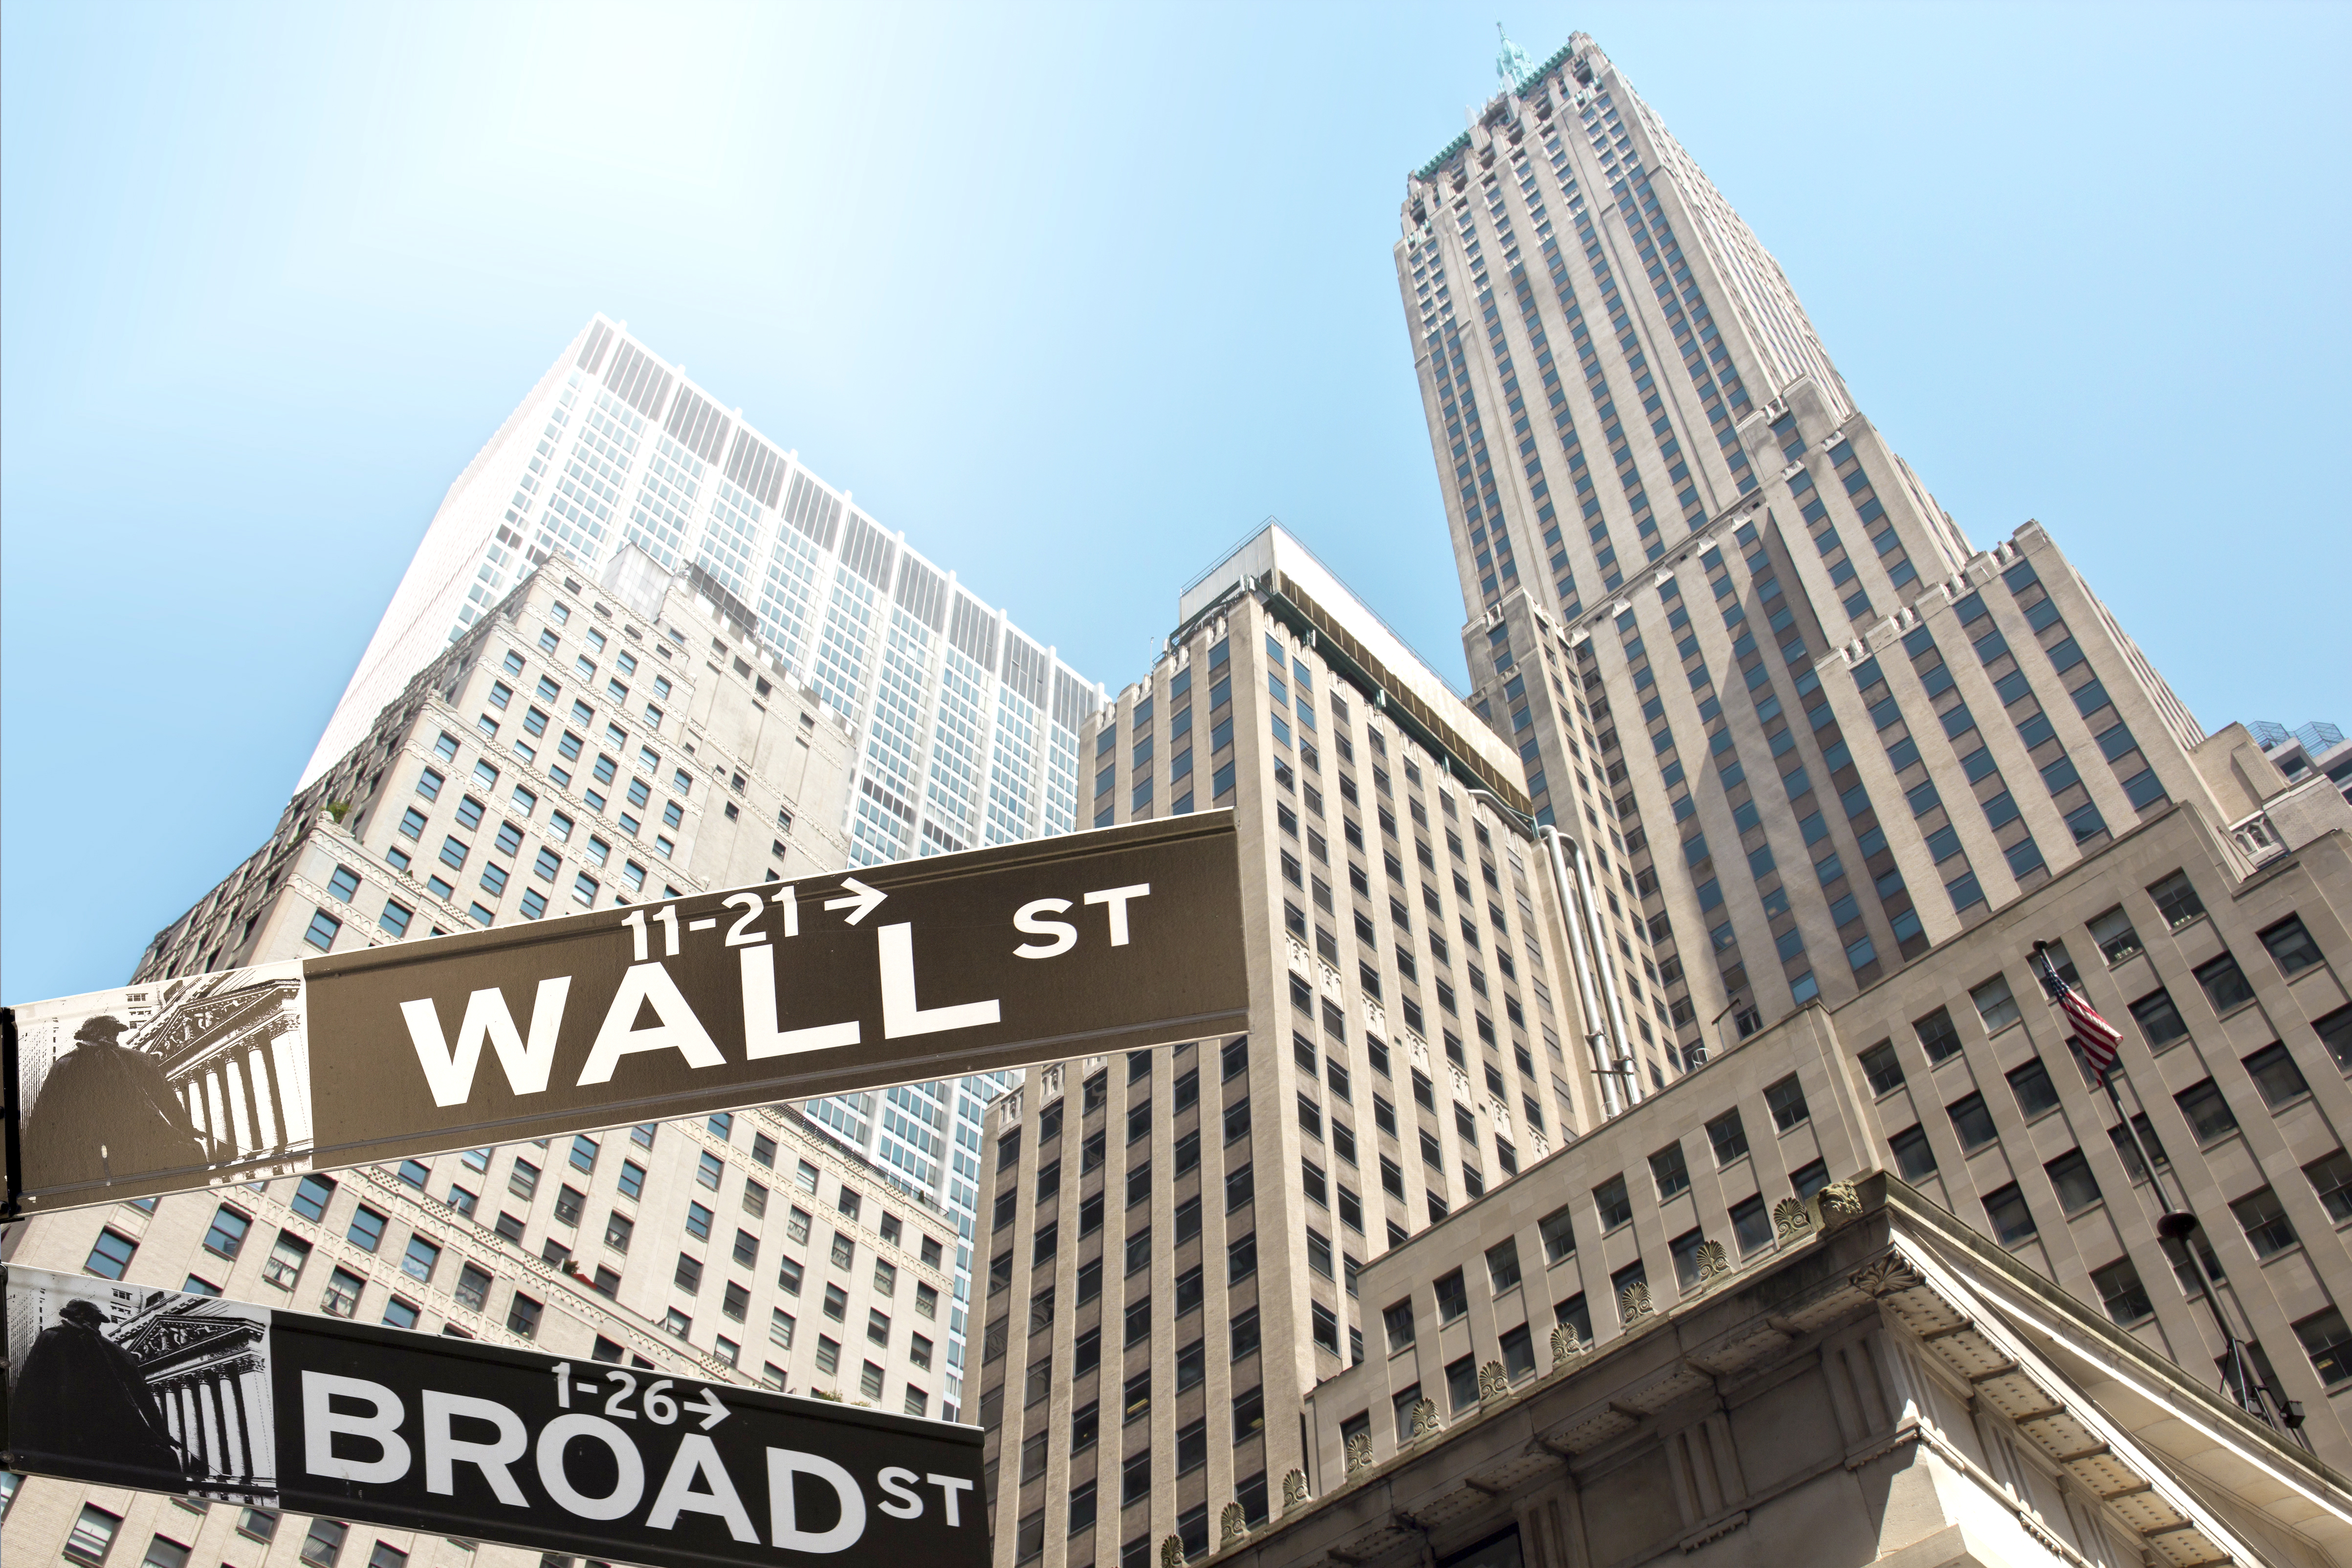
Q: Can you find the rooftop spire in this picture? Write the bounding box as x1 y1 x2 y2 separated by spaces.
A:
1495 22 1534 93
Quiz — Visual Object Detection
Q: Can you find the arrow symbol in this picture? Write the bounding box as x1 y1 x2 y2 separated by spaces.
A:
688 1387 729 1430
823 877 887 926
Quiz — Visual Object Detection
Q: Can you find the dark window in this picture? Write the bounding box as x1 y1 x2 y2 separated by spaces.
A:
2007 1058 2061 1118
1890 1125 1937 1181
2295 1309 2352 1388
2305 1149 2352 1224
1383 1297 1416 1350
2233 1187 2299 1259
1764 1074 1810 1130
1706 1109 1749 1164
2176 1078 2240 1144
1982 1183 2036 1244
2045 1149 2101 1214
1947 1093 1997 1151
2092 1259 2153 1325
2194 952 2257 1014
2244 1043 2311 1108
1594 1175 1631 1229
2129 987 2190 1047
2260 915 2324 976
1858 1041 1904 1096
1539 1204 1576 1262
2148 870 2205 930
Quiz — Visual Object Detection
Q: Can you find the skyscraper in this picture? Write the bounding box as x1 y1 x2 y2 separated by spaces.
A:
294 315 1106 1376
1397 33 2259 1080
303 315 1098 874
974 526 1625 1568
0 547 972 1568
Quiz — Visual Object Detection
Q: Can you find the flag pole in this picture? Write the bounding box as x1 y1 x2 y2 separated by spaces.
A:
2029 942 2300 1434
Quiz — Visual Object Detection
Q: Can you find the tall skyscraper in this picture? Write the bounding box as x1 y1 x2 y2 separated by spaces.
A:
1396 34 2262 1082
1 547 973 1568
975 526 1625 1568
303 314 1098 873
293 315 1106 1377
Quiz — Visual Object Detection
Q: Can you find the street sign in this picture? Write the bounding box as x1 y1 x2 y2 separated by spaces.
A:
2 813 1248 1214
0 1264 986 1568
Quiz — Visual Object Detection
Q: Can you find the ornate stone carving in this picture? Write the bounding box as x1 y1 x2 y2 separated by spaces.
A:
1848 1251 1923 1298
1477 1359 1510 1401
1160 1535 1185 1568
1694 1239 1731 1282
1344 1432 1375 1476
1620 1280 1653 1323
1818 1180 1863 1226
1550 1321 1586 1370
1773 1197 1814 1240
1219 1503 1250 1548
1408 1397 1441 1440
1281 1467 1311 1510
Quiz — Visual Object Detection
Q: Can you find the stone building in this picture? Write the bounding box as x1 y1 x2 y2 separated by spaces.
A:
1230 1176 2352 1568
293 315 1103 1359
132 541 856 985
973 527 1628 1568
1 546 969 1568
1396 31 2297 1091
979 744 2352 1566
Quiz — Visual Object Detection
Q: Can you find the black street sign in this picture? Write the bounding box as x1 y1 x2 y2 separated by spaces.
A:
2 812 1248 1214
1 1265 986 1568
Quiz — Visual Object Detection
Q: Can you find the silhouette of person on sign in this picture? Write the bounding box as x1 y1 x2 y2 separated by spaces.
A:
20 1014 207 1189
11 1298 191 1480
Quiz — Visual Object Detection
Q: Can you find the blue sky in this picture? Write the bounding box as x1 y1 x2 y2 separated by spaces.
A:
4 0 2345 1003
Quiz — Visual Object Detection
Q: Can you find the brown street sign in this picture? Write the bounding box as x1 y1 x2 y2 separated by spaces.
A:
2 813 1248 1214
0 1264 988 1568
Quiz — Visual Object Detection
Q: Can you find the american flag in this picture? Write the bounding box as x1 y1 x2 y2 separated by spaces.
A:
2034 946 2123 1081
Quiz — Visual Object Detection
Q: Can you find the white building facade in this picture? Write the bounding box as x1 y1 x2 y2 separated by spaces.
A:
297 314 1103 1404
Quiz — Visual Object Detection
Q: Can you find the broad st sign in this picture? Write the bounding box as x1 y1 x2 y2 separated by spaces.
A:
0 1265 985 1568
3 813 1247 1213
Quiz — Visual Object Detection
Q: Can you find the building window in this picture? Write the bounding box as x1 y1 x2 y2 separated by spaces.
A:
305 908 343 950
65 1506 125 1566
2297 1309 2352 1388
86 1227 139 1280
2006 1058 2061 1119
2128 988 2190 1048
1858 1041 1905 1096
2259 915 2324 976
1764 1074 1810 1131
2244 1043 2311 1109
1706 1108 1749 1164
1730 1195 1772 1253
1982 1184 2036 1245
1889 1125 1937 1181
2176 1079 2240 1144
321 1268 365 1317
291 1172 337 1221
1913 1007 1962 1062
2044 1149 2101 1214
1970 975 2021 1033
2148 870 2205 930
264 1230 313 1290
2232 1187 2299 1259
2083 906 2142 966
298 1520 348 1567
2193 952 2257 1014
2091 1259 2153 1326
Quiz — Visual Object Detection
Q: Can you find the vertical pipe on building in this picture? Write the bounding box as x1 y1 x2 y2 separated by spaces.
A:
1563 835 1641 1104
1538 826 1621 1117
